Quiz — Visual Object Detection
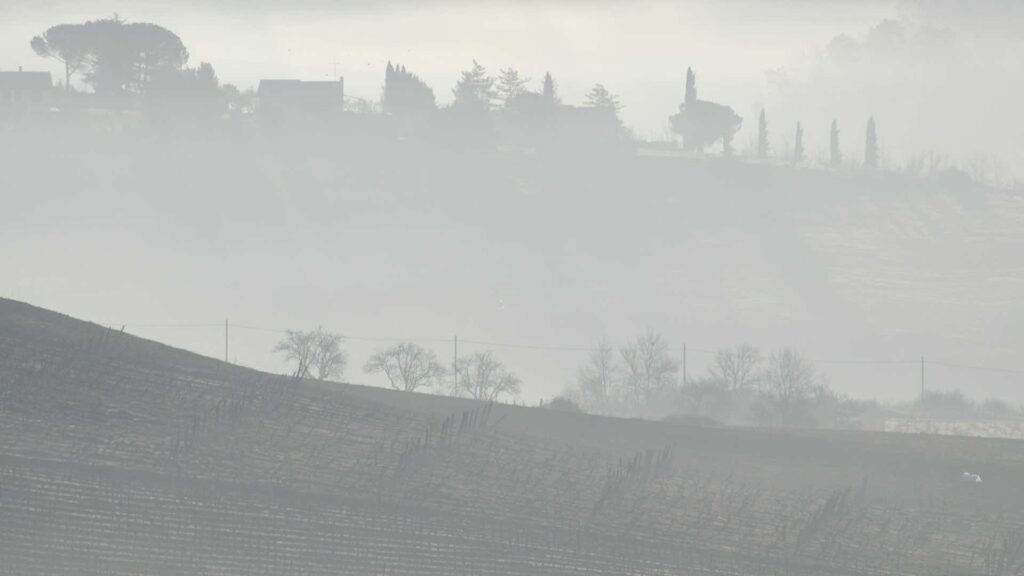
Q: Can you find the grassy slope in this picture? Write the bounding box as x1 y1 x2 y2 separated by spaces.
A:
3 296 1024 575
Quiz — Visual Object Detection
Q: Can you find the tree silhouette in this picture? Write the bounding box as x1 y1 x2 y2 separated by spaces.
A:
865 117 879 170
383 61 436 116
757 108 769 159
764 348 817 426
495 67 529 108
32 17 189 97
584 84 622 114
619 331 678 407
830 119 842 167
274 327 347 381
794 122 805 163
684 67 696 106
144 60 225 119
452 351 520 401
669 68 742 154
710 345 763 391
452 60 495 110
30 24 89 92
576 340 618 411
541 72 559 103
365 342 445 392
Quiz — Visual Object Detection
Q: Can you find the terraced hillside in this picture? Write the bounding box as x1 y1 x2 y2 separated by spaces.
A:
2 297 1024 575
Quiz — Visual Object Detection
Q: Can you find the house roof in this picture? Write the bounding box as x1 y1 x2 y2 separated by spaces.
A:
0 70 53 90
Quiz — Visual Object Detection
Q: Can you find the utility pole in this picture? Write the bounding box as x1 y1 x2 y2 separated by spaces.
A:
920 356 925 402
225 319 229 363
683 343 687 386
453 335 458 391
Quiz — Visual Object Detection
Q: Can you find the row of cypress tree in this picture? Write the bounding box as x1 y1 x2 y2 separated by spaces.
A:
759 110 880 169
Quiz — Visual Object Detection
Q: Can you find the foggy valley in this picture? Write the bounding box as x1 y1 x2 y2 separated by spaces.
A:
1 0 1024 574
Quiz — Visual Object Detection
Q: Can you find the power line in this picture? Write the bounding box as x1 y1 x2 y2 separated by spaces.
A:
459 338 592 352
928 360 1024 376
101 319 1023 375
142 322 450 344
814 358 917 365
230 323 287 334
104 323 222 329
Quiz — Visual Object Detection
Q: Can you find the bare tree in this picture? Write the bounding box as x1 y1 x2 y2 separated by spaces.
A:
576 339 617 411
364 342 444 392
274 330 316 378
311 328 347 381
619 330 678 407
274 327 346 381
763 348 816 422
453 351 520 402
709 345 762 391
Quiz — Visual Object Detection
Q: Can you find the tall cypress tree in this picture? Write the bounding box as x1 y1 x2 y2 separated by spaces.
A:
757 108 769 159
794 122 805 163
541 72 558 103
684 67 697 106
830 120 842 167
865 117 879 170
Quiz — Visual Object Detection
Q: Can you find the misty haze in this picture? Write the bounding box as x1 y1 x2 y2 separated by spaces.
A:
1 0 1023 574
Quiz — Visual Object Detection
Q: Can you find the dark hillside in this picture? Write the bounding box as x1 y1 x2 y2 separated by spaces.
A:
2 297 1024 575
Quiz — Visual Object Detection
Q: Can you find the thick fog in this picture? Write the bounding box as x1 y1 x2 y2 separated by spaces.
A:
2 0 1022 408
7 4 1024 575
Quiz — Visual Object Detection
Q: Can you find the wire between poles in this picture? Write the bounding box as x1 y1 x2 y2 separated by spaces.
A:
101 320 1024 373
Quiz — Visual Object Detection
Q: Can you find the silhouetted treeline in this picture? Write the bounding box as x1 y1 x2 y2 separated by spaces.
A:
5 15 920 166
560 335 1022 431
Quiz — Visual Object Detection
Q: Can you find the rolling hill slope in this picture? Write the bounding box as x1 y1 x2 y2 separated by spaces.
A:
2 297 1024 575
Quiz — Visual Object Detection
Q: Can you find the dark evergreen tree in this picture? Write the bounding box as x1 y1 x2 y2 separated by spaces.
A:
584 84 622 114
830 120 842 167
496 67 529 108
669 68 742 154
865 117 879 170
452 60 495 110
684 67 696 106
757 108 769 159
794 121 805 163
541 72 559 103
382 61 436 116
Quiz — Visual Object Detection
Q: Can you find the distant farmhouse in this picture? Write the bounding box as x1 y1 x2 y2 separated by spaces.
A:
256 77 344 125
0 68 53 110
